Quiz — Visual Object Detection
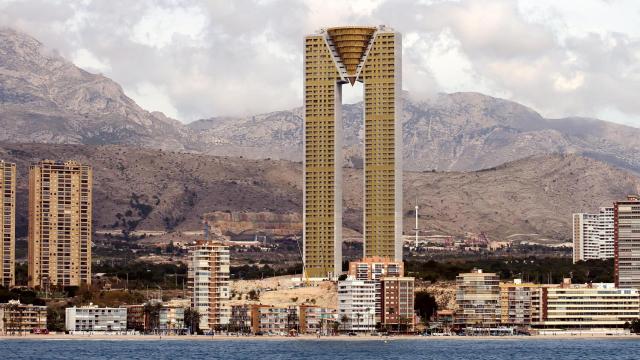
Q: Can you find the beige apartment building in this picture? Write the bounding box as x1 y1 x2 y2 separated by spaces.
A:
28 160 92 288
499 280 539 326
455 269 500 327
303 25 402 279
187 240 230 331
0 161 16 287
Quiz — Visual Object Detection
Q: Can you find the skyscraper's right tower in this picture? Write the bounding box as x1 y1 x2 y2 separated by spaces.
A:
303 25 402 279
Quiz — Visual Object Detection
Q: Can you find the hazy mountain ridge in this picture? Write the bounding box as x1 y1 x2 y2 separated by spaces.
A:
2 142 638 243
2 27 640 174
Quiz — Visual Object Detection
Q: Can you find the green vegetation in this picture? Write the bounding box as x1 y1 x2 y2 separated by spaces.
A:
414 291 438 323
93 261 187 289
406 258 614 284
230 264 302 280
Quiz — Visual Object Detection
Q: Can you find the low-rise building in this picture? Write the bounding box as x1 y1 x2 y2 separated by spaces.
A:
299 305 337 335
229 304 252 333
532 281 640 329
381 277 415 332
250 305 293 335
65 305 127 333
455 269 500 327
337 278 377 332
0 300 47 334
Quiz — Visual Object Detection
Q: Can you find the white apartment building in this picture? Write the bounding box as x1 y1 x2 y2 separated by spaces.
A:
573 207 614 263
187 240 230 332
533 282 639 329
455 269 501 327
337 278 377 332
65 305 127 333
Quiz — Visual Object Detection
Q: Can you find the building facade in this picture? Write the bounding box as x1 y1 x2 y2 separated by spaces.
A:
532 282 639 329
337 278 377 331
303 25 402 279
229 304 252 333
187 240 230 331
250 305 292 335
614 195 640 288
499 280 538 326
455 269 500 327
348 257 403 280
380 277 415 332
28 160 92 288
65 305 127 333
0 161 16 287
0 300 47 334
572 207 614 263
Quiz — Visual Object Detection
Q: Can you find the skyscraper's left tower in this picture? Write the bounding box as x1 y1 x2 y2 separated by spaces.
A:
303 26 402 279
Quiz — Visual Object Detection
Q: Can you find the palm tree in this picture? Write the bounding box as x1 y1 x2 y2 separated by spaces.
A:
340 314 350 332
184 307 201 335
364 307 371 331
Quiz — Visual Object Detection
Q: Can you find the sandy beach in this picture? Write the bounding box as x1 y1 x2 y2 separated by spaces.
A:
1 334 638 341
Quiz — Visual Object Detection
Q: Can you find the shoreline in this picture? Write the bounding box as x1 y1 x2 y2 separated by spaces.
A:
1 334 638 341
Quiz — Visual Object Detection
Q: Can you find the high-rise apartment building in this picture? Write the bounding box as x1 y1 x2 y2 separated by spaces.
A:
187 240 230 331
614 195 640 288
28 160 92 288
0 161 16 287
337 277 377 332
455 269 500 327
303 25 402 279
499 279 539 326
380 276 415 332
572 207 614 263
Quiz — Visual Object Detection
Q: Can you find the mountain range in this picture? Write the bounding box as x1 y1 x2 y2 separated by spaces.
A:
1 28 640 173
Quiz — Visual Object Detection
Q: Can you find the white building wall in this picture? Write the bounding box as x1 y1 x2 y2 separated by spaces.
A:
337 279 377 331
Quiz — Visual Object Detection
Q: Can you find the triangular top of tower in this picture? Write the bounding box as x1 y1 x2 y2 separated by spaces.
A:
326 26 377 85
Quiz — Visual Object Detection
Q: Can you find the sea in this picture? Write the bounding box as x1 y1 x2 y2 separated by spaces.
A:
0 338 639 359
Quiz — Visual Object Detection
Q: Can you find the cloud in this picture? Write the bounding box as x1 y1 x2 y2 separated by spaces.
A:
0 0 638 127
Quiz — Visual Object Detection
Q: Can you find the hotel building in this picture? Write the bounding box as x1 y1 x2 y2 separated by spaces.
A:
572 207 614 263
65 305 127 333
337 277 377 331
455 269 500 327
614 195 640 288
249 305 296 335
0 300 47 334
299 305 338 334
187 240 230 331
0 161 16 287
303 25 402 279
28 160 92 288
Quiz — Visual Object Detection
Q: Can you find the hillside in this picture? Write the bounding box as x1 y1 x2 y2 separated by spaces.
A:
2 28 640 173
2 143 638 243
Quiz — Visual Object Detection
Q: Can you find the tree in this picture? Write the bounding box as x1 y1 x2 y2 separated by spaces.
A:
184 307 201 335
630 319 640 334
340 314 349 332
144 302 162 334
414 291 438 323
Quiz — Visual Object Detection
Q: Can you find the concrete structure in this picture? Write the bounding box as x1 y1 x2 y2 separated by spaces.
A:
0 161 15 287
572 207 614 263
499 279 539 326
303 25 402 279
532 281 640 329
65 305 127 333
614 195 640 288
380 276 415 332
299 305 337 334
455 269 500 327
337 277 377 331
0 300 47 334
187 240 230 331
28 160 92 288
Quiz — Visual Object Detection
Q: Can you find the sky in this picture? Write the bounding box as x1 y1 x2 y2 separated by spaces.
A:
0 0 639 127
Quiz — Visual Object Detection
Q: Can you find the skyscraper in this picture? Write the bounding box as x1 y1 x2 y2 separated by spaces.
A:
303 25 402 279
614 195 640 288
572 207 614 263
28 160 92 288
187 240 230 331
0 160 16 287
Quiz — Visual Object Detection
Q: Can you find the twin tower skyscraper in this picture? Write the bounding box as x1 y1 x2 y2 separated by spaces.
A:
303 26 402 279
